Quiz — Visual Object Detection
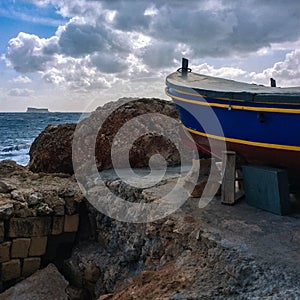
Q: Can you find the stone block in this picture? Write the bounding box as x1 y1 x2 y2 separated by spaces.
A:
22 257 41 277
64 214 79 232
0 242 11 263
29 237 47 256
11 238 31 258
1 259 21 281
8 217 52 238
52 216 64 235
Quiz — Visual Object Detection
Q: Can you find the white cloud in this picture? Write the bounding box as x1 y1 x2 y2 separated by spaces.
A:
5 32 58 73
251 50 300 86
8 88 34 97
194 63 247 80
12 75 32 83
42 55 116 91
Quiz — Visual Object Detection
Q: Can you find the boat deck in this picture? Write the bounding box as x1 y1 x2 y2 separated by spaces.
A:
167 72 300 103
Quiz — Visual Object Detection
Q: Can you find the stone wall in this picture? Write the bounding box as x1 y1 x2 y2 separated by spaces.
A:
0 215 79 284
0 160 85 291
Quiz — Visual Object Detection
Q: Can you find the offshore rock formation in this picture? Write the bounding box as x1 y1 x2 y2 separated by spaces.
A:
29 98 183 174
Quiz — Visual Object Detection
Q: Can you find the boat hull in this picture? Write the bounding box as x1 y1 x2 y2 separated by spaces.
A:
166 78 300 170
179 126 300 169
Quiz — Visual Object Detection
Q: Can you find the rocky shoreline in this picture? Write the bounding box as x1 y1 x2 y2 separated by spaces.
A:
1 98 300 299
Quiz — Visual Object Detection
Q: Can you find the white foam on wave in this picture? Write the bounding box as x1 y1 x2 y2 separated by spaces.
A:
0 146 30 166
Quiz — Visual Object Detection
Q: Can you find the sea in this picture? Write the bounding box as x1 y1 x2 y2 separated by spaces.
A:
0 112 88 166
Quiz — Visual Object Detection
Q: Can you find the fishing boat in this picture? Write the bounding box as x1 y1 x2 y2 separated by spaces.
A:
166 58 300 170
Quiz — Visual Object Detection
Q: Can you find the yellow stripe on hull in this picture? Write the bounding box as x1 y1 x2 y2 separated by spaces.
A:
183 125 300 152
166 91 300 114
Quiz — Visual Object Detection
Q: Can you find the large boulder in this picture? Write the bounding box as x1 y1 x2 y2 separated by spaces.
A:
29 124 76 174
29 98 185 174
77 98 181 171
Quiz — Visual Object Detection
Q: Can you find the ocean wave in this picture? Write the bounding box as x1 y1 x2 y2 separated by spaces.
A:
0 148 30 166
0 112 84 167
1 144 31 153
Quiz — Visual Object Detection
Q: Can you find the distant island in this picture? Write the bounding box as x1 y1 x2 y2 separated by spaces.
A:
26 107 49 113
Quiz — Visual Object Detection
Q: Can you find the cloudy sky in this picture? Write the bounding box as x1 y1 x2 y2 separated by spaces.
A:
1 0 300 112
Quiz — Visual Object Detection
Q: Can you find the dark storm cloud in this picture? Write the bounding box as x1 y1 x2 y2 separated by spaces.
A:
58 22 107 57
90 52 128 73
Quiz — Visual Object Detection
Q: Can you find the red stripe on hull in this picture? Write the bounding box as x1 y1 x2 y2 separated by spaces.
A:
181 128 300 170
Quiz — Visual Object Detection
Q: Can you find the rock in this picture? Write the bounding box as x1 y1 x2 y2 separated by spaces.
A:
11 190 25 202
0 160 25 177
65 285 89 300
81 98 181 171
0 203 14 219
84 262 101 283
0 263 69 299
28 123 76 174
27 192 43 206
0 180 16 193
28 98 185 174
36 203 53 215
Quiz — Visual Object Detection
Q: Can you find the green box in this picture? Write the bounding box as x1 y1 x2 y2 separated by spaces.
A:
242 165 291 215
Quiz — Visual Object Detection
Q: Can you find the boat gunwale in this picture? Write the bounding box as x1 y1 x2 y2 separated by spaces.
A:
166 89 300 114
166 72 300 105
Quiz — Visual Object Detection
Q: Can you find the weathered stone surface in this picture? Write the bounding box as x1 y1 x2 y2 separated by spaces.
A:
28 236 47 256
11 238 31 258
11 190 25 202
0 160 25 177
64 214 79 232
0 160 83 222
0 242 11 263
36 203 53 215
0 202 14 219
1 259 21 281
84 262 101 283
28 123 76 174
53 205 65 216
28 98 183 174
27 192 43 206
0 263 68 299
8 217 52 238
79 98 181 171
0 180 16 193
52 216 65 235
22 257 41 277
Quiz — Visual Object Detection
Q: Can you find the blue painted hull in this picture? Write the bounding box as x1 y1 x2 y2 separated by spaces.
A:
166 71 300 169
